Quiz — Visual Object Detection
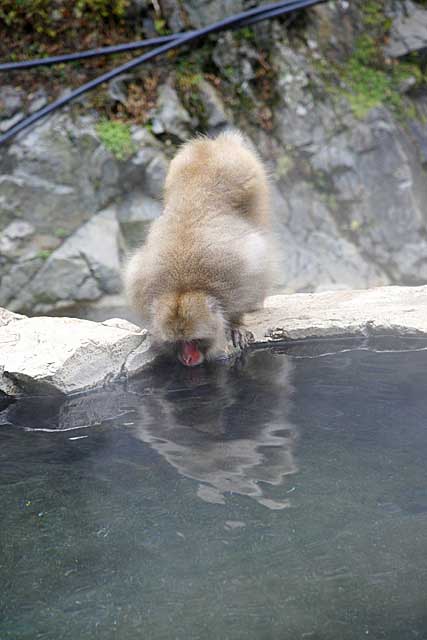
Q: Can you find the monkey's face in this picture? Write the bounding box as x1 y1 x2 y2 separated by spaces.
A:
151 292 227 367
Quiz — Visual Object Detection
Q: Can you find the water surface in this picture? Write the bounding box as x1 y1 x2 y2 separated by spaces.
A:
1 339 427 639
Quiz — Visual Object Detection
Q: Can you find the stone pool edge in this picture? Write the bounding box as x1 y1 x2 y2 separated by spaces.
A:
1 285 426 397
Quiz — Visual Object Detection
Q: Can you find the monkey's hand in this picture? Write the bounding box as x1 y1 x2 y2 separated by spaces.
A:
230 326 254 351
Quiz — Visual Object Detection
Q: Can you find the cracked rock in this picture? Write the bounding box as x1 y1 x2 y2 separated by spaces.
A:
150 84 192 140
247 285 427 343
384 1 427 58
0 313 152 396
8 208 124 314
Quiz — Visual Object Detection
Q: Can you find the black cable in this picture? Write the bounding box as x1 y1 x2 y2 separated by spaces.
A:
0 0 313 72
0 35 174 72
0 0 315 71
0 0 326 146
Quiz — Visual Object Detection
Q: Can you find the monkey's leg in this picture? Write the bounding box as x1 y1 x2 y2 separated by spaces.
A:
229 315 255 350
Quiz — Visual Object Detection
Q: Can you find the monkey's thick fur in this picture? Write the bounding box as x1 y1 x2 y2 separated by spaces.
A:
124 129 275 364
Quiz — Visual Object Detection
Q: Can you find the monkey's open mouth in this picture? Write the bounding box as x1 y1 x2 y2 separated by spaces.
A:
177 340 208 367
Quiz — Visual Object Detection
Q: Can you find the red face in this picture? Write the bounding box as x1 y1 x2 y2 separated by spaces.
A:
177 340 205 367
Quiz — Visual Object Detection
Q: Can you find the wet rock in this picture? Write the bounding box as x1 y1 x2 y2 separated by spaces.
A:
0 259 45 313
144 154 169 198
384 1 427 58
0 113 24 133
0 86 24 120
309 108 427 284
108 74 133 106
212 33 258 85
159 0 186 32
1 113 120 234
0 313 152 396
181 0 243 29
122 130 169 199
1 285 427 397
409 103 427 167
396 75 418 94
13 207 124 314
118 193 162 248
271 185 386 293
267 30 427 291
150 84 192 140
247 285 427 343
55 207 124 294
197 79 230 130
273 41 321 148
28 89 48 114
0 221 35 260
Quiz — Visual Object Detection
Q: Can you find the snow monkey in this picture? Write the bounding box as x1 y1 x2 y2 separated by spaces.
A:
124 130 275 367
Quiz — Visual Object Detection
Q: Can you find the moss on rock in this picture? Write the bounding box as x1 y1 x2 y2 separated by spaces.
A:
96 120 136 160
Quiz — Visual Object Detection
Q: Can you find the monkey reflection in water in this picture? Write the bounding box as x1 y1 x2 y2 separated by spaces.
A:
131 350 298 510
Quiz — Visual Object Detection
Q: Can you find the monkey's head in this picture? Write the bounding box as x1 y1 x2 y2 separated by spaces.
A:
151 291 227 367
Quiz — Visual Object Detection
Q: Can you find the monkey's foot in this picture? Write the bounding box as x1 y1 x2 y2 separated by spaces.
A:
230 326 254 350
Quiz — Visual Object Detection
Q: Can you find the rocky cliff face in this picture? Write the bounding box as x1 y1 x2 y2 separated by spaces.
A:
1 0 427 315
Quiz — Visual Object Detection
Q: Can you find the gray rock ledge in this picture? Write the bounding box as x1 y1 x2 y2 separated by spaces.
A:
1 285 427 397
0 313 152 397
247 285 427 342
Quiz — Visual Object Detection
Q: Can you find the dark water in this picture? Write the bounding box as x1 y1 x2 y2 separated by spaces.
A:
1 339 427 640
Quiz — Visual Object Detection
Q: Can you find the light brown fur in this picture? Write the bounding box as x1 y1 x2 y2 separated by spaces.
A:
124 129 275 362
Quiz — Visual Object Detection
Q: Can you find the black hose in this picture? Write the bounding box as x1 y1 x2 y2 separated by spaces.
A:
0 36 175 73
0 0 317 71
0 0 326 146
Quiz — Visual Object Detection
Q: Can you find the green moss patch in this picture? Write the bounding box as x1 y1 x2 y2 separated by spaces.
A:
96 119 136 160
317 2 427 120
